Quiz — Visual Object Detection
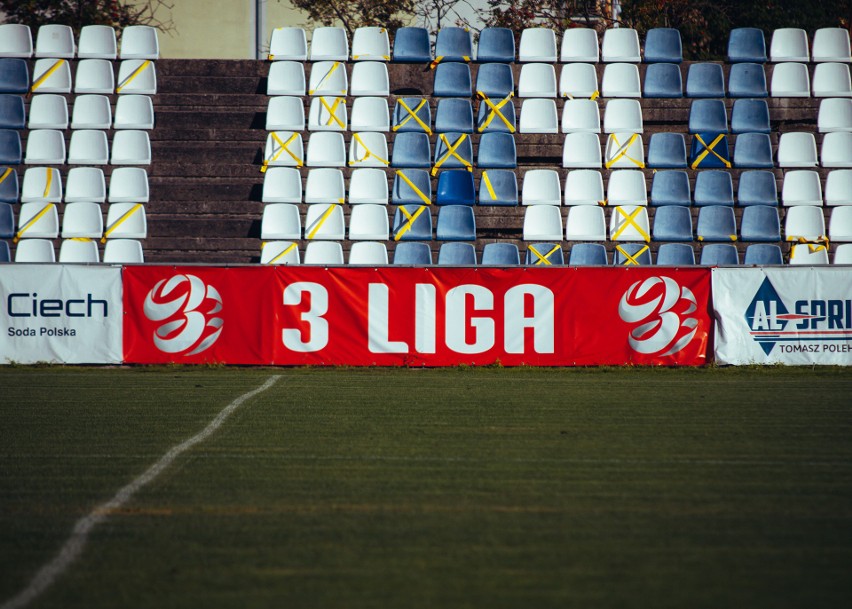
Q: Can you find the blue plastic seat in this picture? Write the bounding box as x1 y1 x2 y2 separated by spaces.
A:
744 243 783 265
0 130 21 164
436 170 475 205
656 242 695 265
433 62 472 97
613 242 652 265
644 28 682 63
652 205 693 241
731 99 770 134
647 133 687 168
392 97 431 133
0 240 9 262
392 204 433 240
433 132 473 171
650 170 691 206
568 243 608 265
393 169 432 205
434 98 473 133
733 132 774 168
391 132 431 168
393 27 431 63
0 59 29 93
477 132 516 168
526 242 563 265
697 205 737 241
475 62 514 97
728 63 767 98
436 205 476 240
476 93 516 133
686 63 725 97
0 94 25 129
728 28 767 63
737 170 777 206
481 242 520 265
478 169 517 205
435 27 473 63
0 201 14 238
0 166 18 202
694 170 734 206
688 99 728 134
700 243 739 265
476 28 515 63
394 241 432 264
690 132 730 169
438 242 477 264
643 63 682 98
740 205 781 241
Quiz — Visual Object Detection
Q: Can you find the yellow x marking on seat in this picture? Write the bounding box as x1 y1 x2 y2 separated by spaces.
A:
14 203 55 243
394 205 429 241
691 134 731 169
267 242 298 264
309 61 345 95
616 244 649 265
306 204 339 239
116 60 151 94
319 96 346 129
395 170 431 205
605 133 645 169
349 133 389 166
101 203 143 243
393 99 431 134
529 244 561 265
476 91 515 133
432 133 471 176
611 206 650 242
262 132 303 173
30 59 66 93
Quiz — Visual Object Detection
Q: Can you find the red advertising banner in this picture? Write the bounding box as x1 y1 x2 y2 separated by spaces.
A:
123 266 712 366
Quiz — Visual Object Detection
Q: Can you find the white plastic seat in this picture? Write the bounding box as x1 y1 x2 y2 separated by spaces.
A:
0 24 33 58
260 241 300 265
110 131 150 165
108 167 149 203
519 28 557 62
609 205 650 241
78 25 117 60
58 239 99 263
561 28 599 62
27 95 68 129
349 168 389 204
261 203 301 239
523 205 563 240
825 170 852 205
350 97 389 132
830 206 852 241
35 25 75 59
30 58 72 94
103 239 144 263
120 26 159 60
601 28 641 62
113 95 154 129
14 239 55 262
561 99 600 133
304 241 344 265
68 130 109 165
25 130 66 164
65 167 106 203
304 204 345 240
777 132 818 167
604 132 644 168
304 168 345 203
104 202 147 239
264 131 305 169
822 132 852 167
21 167 62 203
782 170 823 205
559 63 599 99
350 61 389 96
74 59 114 94
789 243 829 265
812 28 851 63
71 95 112 129
603 99 643 133
835 243 852 263
351 27 390 61
266 96 305 131
349 241 388 265
268 27 307 61
812 63 852 97
770 62 810 97
607 170 647 205
310 27 349 61
819 98 852 132
308 60 348 96
564 169 604 205
518 63 557 97
522 169 561 206
308 96 347 131
770 28 809 62
565 205 606 240
116 59 156 94
601 63 641 97
267 61 306 95
519 99 558 133
61 202 103 238
17 202 59 238
785 205 826 241
562 132 602 168
262 166 303 203
348 132 388 167
349 204 389 240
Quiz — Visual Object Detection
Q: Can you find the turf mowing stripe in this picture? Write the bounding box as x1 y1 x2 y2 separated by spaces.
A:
0 374 282 609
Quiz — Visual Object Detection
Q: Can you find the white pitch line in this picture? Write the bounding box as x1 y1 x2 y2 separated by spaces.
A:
1 374 282 609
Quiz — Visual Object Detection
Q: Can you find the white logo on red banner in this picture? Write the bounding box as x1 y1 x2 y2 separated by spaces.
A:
618 276 698 356
143 274 224 356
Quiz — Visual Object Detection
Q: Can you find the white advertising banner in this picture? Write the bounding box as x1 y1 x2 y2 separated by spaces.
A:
0 265 122 364
713 267 852 365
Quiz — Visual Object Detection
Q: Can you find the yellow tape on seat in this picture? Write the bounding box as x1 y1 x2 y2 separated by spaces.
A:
611 206 650 243
14 203 55 243
395 170 431 205
605 133 645 169
262 132 303 173
349 133 389 167
116 60 151 94
393 99 431 134
101 203 143 243
477 91 515 133
30 59 66 93
616 244 649 265
306 204 339 239
268 242 298 264
394 205 428 241
432 133 471 176
690 134 731 169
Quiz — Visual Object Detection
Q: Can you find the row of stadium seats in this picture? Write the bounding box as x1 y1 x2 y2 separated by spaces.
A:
0 24 159 60
1 94 154 130
0 166 149 203
0 238 143 263
0 130 152 165
0 58 157 95
0 201 147 241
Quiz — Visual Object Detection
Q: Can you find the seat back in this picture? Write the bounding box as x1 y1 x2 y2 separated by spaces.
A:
644 28 682 63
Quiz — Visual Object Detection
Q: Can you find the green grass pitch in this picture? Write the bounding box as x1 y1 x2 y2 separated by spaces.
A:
1 366 851 608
